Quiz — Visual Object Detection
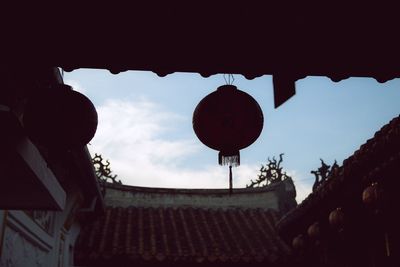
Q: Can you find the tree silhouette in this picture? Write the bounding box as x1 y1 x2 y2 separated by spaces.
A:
247 153 291 188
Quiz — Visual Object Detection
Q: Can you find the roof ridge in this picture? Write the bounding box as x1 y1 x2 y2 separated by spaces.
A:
103 205 276 212
103 180 285 193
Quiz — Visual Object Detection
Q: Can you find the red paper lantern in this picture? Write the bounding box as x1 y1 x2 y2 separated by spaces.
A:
307 222 321 240
362 182 382 214
23 84 98 150
362 182 380 206
329 207 345 231
292 234 306 250
193 85 263 166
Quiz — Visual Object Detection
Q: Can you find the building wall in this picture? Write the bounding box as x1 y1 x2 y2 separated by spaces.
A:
0 191 83 267
106 188 280 210
1 210 53 267
0 67 103 267
105 179 297 212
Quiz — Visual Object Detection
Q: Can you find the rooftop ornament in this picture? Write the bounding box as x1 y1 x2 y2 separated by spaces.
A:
92 153 121 196
311 159 339 192
193 74 264 194
247 153 291 188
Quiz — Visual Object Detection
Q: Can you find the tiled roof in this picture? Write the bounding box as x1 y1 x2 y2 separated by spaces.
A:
75 206 291 266
277 114 400 238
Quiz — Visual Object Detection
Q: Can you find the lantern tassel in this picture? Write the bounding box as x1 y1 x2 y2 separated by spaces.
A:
218 151 240 167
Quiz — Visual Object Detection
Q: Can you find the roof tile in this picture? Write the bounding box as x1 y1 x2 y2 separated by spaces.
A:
76 207 288 265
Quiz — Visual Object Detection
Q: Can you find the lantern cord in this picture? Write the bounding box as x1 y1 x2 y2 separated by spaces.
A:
230 74 235 85
229 165 233 195
385 232 391 257
223 74 235 85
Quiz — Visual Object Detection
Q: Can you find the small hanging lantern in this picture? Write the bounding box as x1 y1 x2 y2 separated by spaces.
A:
193 81 264 192
292 234 306 250
328 207 345 231
307 222 321 240
362 182 381 214
23 84 98 150
362 182 390 257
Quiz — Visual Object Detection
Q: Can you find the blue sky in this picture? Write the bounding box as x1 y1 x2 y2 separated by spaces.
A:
64 69 400 202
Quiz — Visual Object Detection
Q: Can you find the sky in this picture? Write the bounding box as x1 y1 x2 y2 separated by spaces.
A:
63 69 400 202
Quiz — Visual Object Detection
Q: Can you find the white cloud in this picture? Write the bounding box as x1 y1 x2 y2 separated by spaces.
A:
91 99 194 162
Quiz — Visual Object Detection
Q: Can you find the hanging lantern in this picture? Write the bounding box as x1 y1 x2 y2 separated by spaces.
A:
328 207 345 231
307 222 321 240
362 182 381 210
23 84 98 150
292 234 306 250
193 84 264 166
193 84 263 193
362 182 390 257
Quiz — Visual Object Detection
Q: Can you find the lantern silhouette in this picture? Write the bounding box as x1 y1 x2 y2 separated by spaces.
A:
23 84 98 150
329 207 345 231
193 84 264 166
362 182 390 257
362 182 381 214
307 222 321 240
193 84 263 193
292 234 306 250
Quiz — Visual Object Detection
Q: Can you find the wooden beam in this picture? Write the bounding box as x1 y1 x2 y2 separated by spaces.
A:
0 111 66 210
273 75 296 108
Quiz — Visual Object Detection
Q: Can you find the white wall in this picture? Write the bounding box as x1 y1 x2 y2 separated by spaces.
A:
105 185 281 210
0 191 84 267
